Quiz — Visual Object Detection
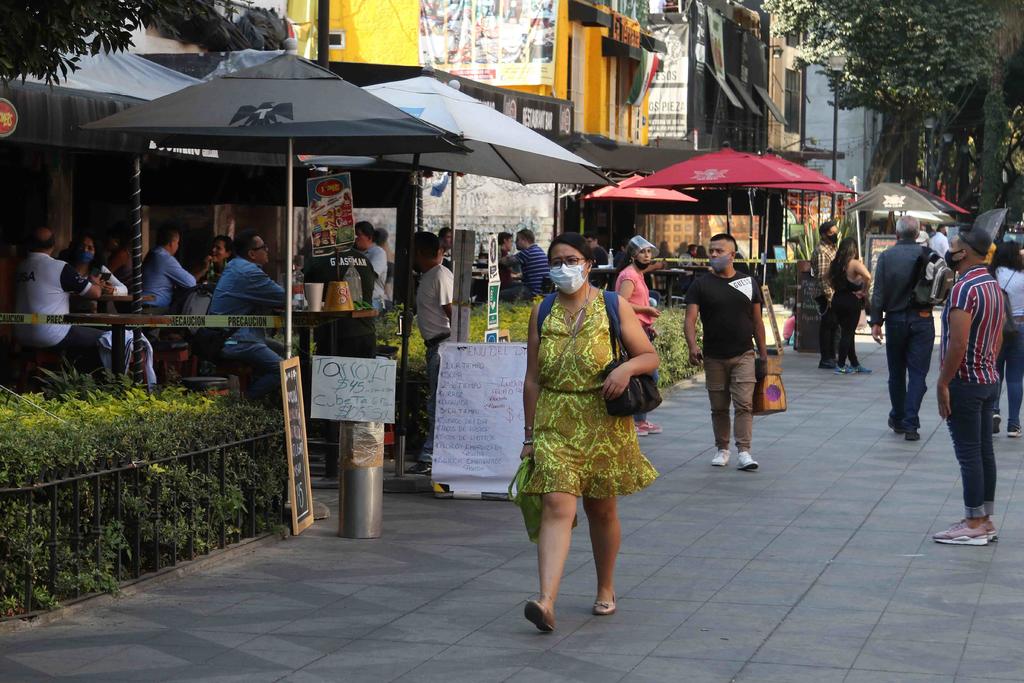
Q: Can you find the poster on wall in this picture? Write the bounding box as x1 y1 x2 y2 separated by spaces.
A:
705 9 741 108
307 172 355 257
648 22 689 140
419 0 558 87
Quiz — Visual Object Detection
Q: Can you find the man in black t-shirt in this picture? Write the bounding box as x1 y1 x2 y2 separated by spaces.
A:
303 248 376 358
684 233 768 472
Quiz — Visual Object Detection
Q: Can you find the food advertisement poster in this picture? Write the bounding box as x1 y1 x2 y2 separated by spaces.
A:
307 172 354 257
419 0 558 86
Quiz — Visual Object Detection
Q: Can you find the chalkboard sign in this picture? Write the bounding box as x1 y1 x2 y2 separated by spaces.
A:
794 269 820 353
432 342 528 497
280 357 314 535
310 355 397 423
865 234 897 272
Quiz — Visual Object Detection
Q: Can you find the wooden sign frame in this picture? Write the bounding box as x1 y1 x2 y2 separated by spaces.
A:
280 356 314 535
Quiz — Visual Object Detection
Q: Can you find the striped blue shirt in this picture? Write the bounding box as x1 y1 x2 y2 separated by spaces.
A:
516 244 547 295
941 265 1004 384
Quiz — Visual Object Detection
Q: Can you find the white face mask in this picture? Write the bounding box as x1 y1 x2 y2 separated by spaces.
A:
549 264 586 293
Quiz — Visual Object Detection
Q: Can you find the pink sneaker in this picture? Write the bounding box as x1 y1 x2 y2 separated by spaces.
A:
933 521 989 546
640 421 662 435
986 520 998 542
635 423 649 437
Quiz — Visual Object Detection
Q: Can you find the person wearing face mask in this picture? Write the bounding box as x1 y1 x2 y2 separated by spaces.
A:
684 233 769 471
64 234 124 313
869 216 937 442
520 232 658 632
813 221 840 369
933 227 1004 545
615 235 663 436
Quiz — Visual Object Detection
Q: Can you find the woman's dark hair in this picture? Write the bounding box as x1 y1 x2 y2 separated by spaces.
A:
695 245 708 259
829 237 859 291
547 232 593 262
991 240 1024 274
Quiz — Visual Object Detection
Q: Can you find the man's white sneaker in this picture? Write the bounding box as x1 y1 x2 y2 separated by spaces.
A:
711 449 730 467
737 452 759 471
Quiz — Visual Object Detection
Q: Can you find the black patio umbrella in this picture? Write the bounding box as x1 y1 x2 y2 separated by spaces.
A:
845 182 956 215
83 54 461 369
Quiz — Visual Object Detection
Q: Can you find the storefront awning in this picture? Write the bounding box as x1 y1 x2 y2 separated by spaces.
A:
560 134 698 175
726 74 762 117
753 84 787 125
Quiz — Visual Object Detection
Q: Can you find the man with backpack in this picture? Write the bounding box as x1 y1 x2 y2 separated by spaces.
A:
870 216 954 441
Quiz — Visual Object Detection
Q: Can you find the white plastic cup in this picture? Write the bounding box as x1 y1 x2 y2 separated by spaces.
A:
305 282 324 312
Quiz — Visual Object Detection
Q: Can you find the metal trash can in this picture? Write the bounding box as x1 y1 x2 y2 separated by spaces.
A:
338 421 384 538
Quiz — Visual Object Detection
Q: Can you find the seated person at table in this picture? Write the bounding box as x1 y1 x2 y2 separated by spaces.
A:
64 234 128 313
15 227 107 368
142 222 197 311
584 232 610 266
209 230 286 399
511 228 547 296
496 231 529 301
201 234 234 285
103 223 132 283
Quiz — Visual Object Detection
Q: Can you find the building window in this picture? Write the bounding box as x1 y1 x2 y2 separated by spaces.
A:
784 68 800 134
785 32 800 47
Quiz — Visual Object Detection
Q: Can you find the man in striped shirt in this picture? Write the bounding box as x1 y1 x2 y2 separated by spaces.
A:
515 229 548 296
934 228 1004 546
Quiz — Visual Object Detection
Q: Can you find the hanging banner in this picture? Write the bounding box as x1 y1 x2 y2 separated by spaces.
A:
708 10 725 81
307 172 355 257
419 0 559 87
647 22 689 140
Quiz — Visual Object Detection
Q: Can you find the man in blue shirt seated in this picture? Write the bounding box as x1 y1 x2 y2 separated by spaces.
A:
513 228 548 296
142 222 198 310
210 230 286 399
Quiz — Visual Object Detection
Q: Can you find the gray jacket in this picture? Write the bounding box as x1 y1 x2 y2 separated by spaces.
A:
869 238 931 325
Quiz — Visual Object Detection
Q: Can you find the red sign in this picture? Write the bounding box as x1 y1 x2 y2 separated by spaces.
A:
315 178 343 197
0 99 17 138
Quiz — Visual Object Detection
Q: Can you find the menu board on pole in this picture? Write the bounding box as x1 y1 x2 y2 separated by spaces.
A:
432 342 527 497
307 172 355 257
280 357 314 535
310 355 397 423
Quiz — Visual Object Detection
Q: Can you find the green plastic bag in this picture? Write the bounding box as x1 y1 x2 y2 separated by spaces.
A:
509 457 543 543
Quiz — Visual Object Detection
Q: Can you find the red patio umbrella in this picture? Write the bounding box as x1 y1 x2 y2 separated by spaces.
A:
906 184 970 215
583 175 698 202
634 148 835 190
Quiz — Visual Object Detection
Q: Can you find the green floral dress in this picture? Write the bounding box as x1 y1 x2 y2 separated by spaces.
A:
523 294 658 499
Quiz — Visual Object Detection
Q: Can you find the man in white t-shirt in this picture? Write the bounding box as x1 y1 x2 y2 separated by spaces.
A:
930 225 950 258
15 227 105 366
408 231 454 476
354 221 388 310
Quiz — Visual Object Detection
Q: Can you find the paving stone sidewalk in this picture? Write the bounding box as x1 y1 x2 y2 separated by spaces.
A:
4 340 1024 682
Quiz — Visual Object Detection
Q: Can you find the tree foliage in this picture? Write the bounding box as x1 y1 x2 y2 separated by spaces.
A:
0 0 227 83
765 0 1001 185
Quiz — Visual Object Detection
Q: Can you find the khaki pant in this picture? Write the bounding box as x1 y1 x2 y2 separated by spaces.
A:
704 351 756 452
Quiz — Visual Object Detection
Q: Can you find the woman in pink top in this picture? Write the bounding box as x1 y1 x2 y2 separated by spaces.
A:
615 236 662 436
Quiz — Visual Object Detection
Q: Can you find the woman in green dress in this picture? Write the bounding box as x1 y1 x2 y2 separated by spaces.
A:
521 232 659 632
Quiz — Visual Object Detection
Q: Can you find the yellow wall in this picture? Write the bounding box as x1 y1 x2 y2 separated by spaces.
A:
288 0 650 143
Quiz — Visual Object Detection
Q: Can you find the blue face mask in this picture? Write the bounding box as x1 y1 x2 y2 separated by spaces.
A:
78 250 95 264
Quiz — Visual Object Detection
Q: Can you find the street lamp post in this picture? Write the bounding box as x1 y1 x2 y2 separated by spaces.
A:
827 54 847 216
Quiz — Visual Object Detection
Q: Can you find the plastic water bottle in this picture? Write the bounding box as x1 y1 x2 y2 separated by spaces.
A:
292 258 306 311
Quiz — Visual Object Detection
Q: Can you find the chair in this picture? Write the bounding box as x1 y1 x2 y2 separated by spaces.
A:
15 347 64 393
151 339 197 383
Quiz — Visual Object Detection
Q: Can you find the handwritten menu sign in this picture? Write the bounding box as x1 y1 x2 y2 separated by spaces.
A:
279 357 314 535
794 270 820 354
866 233 897 272
432 343 528 497
310 356 397 423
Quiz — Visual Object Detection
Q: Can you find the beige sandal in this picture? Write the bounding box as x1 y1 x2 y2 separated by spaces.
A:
592 595 616 616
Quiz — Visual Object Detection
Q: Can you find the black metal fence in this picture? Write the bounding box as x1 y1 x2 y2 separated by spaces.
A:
0 433 286 619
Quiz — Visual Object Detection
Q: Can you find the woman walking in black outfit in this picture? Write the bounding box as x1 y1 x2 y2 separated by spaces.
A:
829 237 873 374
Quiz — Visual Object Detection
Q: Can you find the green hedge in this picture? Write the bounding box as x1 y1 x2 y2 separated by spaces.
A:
0 387 285 617
380 302 701 388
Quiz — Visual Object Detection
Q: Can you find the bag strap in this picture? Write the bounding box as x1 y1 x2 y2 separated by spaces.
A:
603 289 626 360
535 292 558 336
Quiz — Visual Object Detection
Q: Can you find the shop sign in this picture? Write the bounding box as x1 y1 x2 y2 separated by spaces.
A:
611 14 642 49
0 98 18 138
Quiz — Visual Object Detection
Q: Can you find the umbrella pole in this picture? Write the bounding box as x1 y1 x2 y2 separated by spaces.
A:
285 138 294 359
396 159 422 478
130 156 144 385
726 191 732 235
852 177 862 263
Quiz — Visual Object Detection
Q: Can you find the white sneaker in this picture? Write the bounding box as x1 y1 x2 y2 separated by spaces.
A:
711 449 730 467
737 452 759 471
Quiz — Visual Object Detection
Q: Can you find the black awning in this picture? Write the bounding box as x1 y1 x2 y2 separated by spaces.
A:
569 0 612 27
560 134 697 174
601 36 643 61
726 74 762 116
641 33 667 53
753 84 787 125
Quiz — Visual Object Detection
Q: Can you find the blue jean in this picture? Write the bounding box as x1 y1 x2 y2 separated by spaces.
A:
947 379 999 518
884 312 935 431
635 369 660 423
420 343 441 463
995 322 1024 429
221 339 285 399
